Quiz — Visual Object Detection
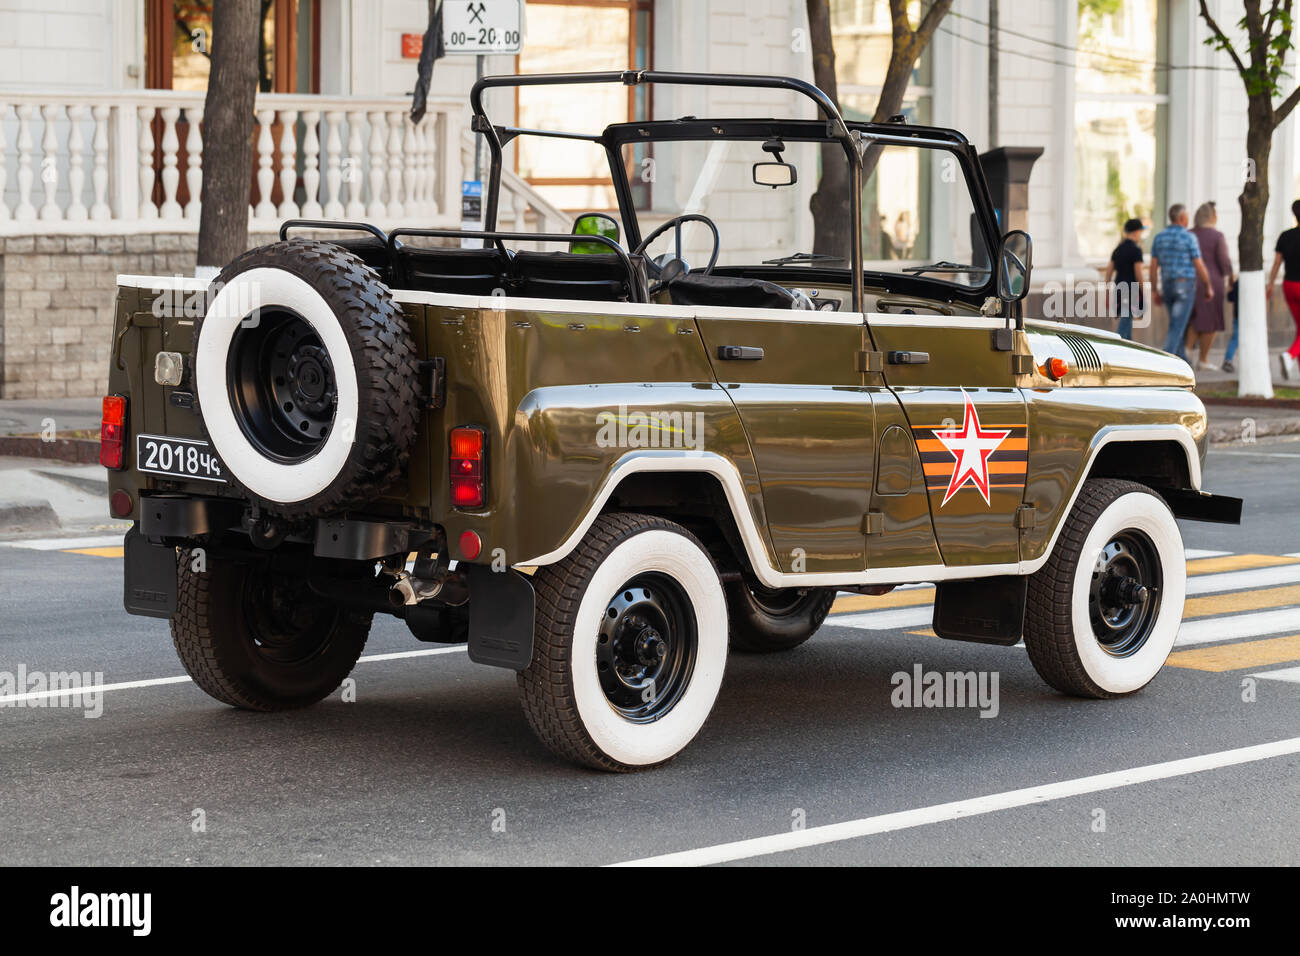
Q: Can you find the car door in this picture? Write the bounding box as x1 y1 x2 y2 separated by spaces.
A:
865 313 1027 570
693 306 874 575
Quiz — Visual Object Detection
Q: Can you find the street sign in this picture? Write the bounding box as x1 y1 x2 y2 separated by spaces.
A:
461 180 484 248
443 1 523 55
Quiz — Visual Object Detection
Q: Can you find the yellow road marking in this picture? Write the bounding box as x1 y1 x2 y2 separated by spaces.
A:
1167 634 1300 672
831 587 935 614
1185 585 1300 618
64 546 125 558
1186 553 1300 575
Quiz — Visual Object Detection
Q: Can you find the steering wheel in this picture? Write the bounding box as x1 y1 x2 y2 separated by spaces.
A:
633 214 721 292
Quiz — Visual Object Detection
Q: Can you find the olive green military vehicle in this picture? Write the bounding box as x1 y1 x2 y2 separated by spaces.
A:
105 71 1240 771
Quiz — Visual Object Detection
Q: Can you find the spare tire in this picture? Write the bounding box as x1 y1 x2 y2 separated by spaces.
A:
193 239 419 517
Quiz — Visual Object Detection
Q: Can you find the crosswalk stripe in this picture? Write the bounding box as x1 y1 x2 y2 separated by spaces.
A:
1185 553 1299 574
1176 608 1300 646
1252 666 1300 683
64 546 125 558
1187 564 1300 596
1167 634 1300 672
1185 549 1231 559
830 586 934 614
0 534 124 551
1184 584 1300 617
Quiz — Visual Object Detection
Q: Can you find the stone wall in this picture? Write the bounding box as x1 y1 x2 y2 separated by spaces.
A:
0 232 276 400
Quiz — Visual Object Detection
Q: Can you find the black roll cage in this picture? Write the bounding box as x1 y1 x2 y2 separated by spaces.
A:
469 70 1006 315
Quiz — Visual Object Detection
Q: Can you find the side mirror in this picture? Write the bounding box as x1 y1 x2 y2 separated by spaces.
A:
753 162 797 189
997 230 1032 302
571 213 620 255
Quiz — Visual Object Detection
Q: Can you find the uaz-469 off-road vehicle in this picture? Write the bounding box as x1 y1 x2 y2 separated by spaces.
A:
105 71 1240 771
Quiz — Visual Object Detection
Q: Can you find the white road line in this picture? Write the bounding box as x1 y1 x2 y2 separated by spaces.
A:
0 535 123 551
1252 665 1300 684
1214 450 1300 459
0 646 468 705
826 607 932 630
1176 608 1300 646
1187 563 1300 596
1185 549 1231 559
609 736 1300 867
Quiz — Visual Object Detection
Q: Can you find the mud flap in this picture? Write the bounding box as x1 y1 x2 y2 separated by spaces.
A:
123 525 177 618
933 575 1026 646
463 564 536 670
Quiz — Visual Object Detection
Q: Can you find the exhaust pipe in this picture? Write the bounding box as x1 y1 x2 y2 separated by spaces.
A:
388 568 469 608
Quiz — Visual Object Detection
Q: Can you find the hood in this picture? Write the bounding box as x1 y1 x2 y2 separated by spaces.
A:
1023 320 1195 388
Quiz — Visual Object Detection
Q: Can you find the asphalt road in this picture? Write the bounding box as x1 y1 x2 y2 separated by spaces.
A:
0 437 1298 866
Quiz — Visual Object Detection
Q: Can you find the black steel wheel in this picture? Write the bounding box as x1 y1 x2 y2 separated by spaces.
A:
596 575 698 721
1088 531 1162 658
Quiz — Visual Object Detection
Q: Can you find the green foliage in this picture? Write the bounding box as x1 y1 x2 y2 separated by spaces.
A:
1202 4 1295 100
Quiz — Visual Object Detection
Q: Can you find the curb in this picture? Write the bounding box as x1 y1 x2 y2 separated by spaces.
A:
1208 416 1300 444
0 436 100 464
0 498 60 532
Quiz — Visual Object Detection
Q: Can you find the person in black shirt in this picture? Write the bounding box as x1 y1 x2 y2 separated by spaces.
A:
1267 201 1300 379
1105 218 1146 340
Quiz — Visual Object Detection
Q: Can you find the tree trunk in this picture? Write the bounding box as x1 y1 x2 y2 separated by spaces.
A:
1236 105 1274 398
806 0 851 258
197 0 262 271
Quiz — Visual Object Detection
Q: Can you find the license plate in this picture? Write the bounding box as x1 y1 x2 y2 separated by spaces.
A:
136 434 226 483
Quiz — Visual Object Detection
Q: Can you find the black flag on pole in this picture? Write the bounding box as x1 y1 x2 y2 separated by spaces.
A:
410 0 446 124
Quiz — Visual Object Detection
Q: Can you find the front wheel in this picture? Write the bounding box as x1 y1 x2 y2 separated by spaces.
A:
171 548 371 710
517 513 728 772
1023 479 1186 698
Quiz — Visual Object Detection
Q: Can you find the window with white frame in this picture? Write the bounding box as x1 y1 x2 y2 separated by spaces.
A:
1073 0 1169 260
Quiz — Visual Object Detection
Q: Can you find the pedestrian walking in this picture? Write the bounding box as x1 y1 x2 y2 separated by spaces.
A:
1188 202 1234 371
1223 278 1239 373
1150 203 1213 361
1104 218 1146 340
1265 200 1300 380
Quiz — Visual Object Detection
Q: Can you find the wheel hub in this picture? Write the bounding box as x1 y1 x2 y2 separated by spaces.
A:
596 576 697 722
287 345 335 414
1089 533 1163 658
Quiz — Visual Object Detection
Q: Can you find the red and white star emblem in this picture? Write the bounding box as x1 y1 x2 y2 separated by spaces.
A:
931 391 1010 507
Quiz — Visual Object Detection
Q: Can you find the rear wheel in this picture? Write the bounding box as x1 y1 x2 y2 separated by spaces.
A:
170 548 371 710
518 513 728 772
725 581 836 653
1023 479 1185 698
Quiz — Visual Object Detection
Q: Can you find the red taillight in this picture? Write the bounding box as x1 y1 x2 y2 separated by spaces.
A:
449 426 485 509
100 395 127 470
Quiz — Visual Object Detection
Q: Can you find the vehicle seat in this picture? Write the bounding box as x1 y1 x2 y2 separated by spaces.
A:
394 246 512 296
510 251 648 302
663 273 797 310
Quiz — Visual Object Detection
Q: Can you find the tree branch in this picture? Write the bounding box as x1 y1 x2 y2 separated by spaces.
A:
1274 84 1300 126
1198 0 1248 75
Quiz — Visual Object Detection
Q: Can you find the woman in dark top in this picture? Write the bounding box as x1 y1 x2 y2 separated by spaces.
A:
1188 202 1233 370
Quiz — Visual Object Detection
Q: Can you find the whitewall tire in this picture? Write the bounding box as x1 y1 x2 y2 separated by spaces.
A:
518 512 728 771
1024 479 1186 698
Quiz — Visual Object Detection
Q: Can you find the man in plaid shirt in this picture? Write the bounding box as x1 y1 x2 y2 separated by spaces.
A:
1150 203 1213 361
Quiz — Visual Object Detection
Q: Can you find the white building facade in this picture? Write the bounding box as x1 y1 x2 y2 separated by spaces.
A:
0 0 1292 397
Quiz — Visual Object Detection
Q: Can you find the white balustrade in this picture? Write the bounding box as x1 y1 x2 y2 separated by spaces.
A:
184 106 203 220
0 90 568 235
277 109 299 219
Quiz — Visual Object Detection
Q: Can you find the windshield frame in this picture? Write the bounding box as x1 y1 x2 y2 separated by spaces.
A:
469 70 1004 312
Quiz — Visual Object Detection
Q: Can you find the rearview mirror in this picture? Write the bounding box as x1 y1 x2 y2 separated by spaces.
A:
753 162 797 189
997 230 1032 302
571 213 620 254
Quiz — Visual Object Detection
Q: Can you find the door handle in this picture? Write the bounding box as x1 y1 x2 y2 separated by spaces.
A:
888 350 930 365
717 345 764 361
